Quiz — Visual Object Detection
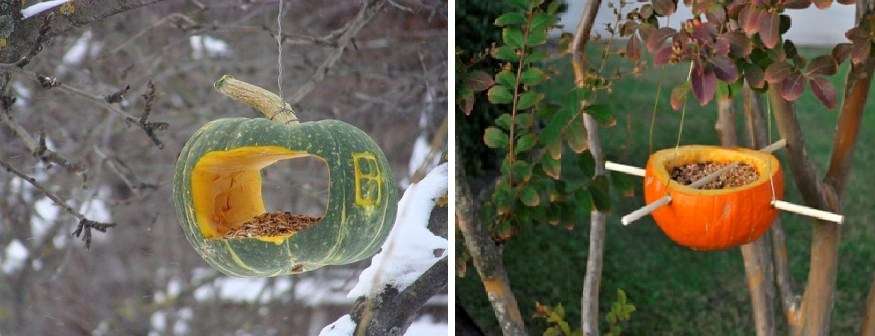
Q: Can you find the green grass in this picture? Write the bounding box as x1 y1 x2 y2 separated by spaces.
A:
457 47 875 335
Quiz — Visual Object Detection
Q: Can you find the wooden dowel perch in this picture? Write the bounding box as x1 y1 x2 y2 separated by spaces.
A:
608 139 843 225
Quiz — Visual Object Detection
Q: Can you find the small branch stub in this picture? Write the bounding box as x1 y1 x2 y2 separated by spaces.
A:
214 75 298 125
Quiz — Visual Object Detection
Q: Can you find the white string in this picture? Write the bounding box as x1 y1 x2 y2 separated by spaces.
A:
276 0 285 100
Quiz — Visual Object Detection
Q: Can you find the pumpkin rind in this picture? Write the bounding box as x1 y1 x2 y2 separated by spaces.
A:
173 118 397 277
643 145 784 250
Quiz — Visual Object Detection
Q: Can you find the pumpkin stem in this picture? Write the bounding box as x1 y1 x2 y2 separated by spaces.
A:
214 75 299 124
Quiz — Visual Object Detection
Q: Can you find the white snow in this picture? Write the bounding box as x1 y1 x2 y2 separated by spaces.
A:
318 314 356 336
405 315 448 336
12 81 31 108
2 240 28 273
149 311 166 336
62 31 93 65
21 0 71 19
347 163 448 298
194 277 267 302
31 197 58 240
190 35 232 59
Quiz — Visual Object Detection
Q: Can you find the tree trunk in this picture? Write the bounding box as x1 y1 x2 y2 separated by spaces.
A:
570 0 605 334
862 274 875 336
456 163 527 335
734 90 777 336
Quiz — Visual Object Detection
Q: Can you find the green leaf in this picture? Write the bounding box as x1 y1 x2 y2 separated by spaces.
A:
517 91 543 110
566 115 588 153
483 127 509 148
495 113 513 130
526 49 548 64
515 134 537 154
542 155 561 179
506 0 530 9
547 1 561 14
521 186 540 207
541 105 576 146
495 69 516 88
492 46 518 61
495 12 525 26
586 104 615 127
487 85 513 104
515 112 533 128
589 174 611 211
511 160 532 181
527 28 547 46
531 13 554 31
503 27 525 49
521 67 546 86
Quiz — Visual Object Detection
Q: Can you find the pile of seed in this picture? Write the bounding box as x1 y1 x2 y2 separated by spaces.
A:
670 161 759 189
224 212 322 239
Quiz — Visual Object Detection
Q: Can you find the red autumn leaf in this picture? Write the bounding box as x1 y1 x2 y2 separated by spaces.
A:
710 56 739 81
653 0 677 16
671 83 690 111
646 27 676 53
466 70 494 92
765 61 794 84
837 0 855 4
759 12 781 49
718 32 752 58
743 63 766 89
705 6 727 25
780 72 805 101
809 76 837 109
654 45 674 65
805 55 838 76
459 94 475 115
739 5 763 35
832 43 853 63
691 61 717 106
812 0 832 9
620 21 638 37
851 39 871 65
627 36 642 61
691 21 716 42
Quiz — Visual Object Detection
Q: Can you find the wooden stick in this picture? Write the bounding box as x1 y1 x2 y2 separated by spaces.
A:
771 200 843 224
605 161 645 176
619 139 792 226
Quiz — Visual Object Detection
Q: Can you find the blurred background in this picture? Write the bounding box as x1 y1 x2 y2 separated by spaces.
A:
0 0 447 335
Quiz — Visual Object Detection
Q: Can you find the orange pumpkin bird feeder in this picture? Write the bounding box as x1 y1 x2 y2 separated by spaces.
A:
606 139 843 251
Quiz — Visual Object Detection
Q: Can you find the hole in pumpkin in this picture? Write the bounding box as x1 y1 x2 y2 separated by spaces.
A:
669 161 759 189
190 146 328 242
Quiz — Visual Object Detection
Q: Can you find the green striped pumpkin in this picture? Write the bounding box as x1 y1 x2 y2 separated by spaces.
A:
172 77 397 277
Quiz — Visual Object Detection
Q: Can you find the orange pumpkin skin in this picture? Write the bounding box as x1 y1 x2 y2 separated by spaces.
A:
643 146 784 251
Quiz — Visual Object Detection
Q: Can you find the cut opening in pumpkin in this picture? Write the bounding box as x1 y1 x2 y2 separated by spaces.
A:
650 146 779 196
190 146 328 243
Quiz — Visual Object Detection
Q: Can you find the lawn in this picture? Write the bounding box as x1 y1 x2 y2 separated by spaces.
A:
457 46 875 335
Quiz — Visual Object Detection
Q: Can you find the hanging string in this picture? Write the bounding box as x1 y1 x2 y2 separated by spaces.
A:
766 93 777 203
647 82 662 154
276 0 285 100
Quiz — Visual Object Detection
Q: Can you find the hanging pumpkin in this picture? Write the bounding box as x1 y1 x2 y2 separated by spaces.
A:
643 145 784 250
172 75 397 277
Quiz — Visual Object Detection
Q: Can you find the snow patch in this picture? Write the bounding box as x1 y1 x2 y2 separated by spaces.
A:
2 240 28 273
190 35 232 59
63 31 93 65
318 314 356 336
347 163 448 298
21 0 71 19
32 197 59 240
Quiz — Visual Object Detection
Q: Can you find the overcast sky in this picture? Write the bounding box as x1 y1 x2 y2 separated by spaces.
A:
560 1 857 45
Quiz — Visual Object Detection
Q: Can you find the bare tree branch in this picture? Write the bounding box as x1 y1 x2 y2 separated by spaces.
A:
570 0 605 334
456 160 527 335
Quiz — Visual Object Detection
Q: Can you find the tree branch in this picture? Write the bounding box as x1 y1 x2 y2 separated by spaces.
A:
737 86 776 336
571 0 605 334
351 257 447 335
456 161 527 335
288 0 388 105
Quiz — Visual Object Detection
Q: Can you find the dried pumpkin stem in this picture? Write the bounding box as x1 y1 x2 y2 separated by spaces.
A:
214 75 299 125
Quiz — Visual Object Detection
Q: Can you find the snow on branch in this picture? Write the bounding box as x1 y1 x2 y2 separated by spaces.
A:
319 163 448 336
348 162 448 298
21 0 72 19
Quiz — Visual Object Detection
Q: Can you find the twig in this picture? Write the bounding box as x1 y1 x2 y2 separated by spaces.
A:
0 157 115 248
0 92 80 172
287 0 388 105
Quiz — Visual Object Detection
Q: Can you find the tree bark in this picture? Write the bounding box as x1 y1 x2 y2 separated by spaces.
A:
570 0 605 334
734 89 776 336
456 163 527 335
862 274 875 336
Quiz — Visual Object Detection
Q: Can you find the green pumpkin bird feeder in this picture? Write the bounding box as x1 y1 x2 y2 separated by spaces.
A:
605 139 842 251
173 75 397 277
